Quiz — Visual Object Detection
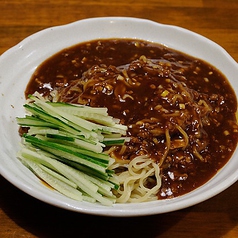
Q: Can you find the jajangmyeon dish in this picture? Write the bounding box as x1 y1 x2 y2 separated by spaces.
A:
22 39 238 203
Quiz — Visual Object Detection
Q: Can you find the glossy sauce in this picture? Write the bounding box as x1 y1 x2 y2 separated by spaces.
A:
25 39 238 199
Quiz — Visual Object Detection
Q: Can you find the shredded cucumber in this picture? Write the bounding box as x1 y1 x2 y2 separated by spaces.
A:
22 159 83 201
17 94 129 206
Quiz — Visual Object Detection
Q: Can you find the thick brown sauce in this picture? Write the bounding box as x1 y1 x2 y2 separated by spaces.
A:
25 39 238 199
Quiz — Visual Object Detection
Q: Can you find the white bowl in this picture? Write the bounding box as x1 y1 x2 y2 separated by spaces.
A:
0 17 237 217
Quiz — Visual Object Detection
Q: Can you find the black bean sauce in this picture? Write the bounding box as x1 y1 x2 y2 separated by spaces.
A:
25 39 238 199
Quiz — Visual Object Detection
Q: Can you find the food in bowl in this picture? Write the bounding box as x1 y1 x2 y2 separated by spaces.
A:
17 38 238 205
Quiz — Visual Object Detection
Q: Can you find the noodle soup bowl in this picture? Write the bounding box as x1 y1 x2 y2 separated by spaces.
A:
0 17 237 216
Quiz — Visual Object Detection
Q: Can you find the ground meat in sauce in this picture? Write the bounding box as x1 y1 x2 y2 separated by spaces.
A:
25 39 238 199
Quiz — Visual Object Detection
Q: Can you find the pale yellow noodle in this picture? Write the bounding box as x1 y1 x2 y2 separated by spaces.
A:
193 146 205 162
159 128 170 165
111 155 161 203
175 124 189 149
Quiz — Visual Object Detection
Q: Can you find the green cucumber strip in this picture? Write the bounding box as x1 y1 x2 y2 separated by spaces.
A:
19 146 56 171
39 164 77 189
24 146 114 186
103 133 124 138
45 133 75 142
25 144 116 185
27 128 104 153
100 124 128 135
81 194 96 203
51 106 116 126
23 104 84 136
47 102 120 129
25 95 127 140
108 176 120 190
57 158 110 181
70 176 115 206
23 159 83 201
39 156 116 205
38 145 116 182
88 175 117 191
58 143 108 162
44 133 104 154
47 160 99 193
32 134 109 165
19 147 109 198
103 138 126 146
75 113 116 127
44 136 109 161
98 186 114 197
31 96 102 132
48 102 108 116
72 138 103 153
41 107 99 139
25 103 98 140
28 128 61 136
17 116 58 128
23 143 110 180
31 95 127 138
81 172 114 192
23 135 108 172
20 145 109 181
